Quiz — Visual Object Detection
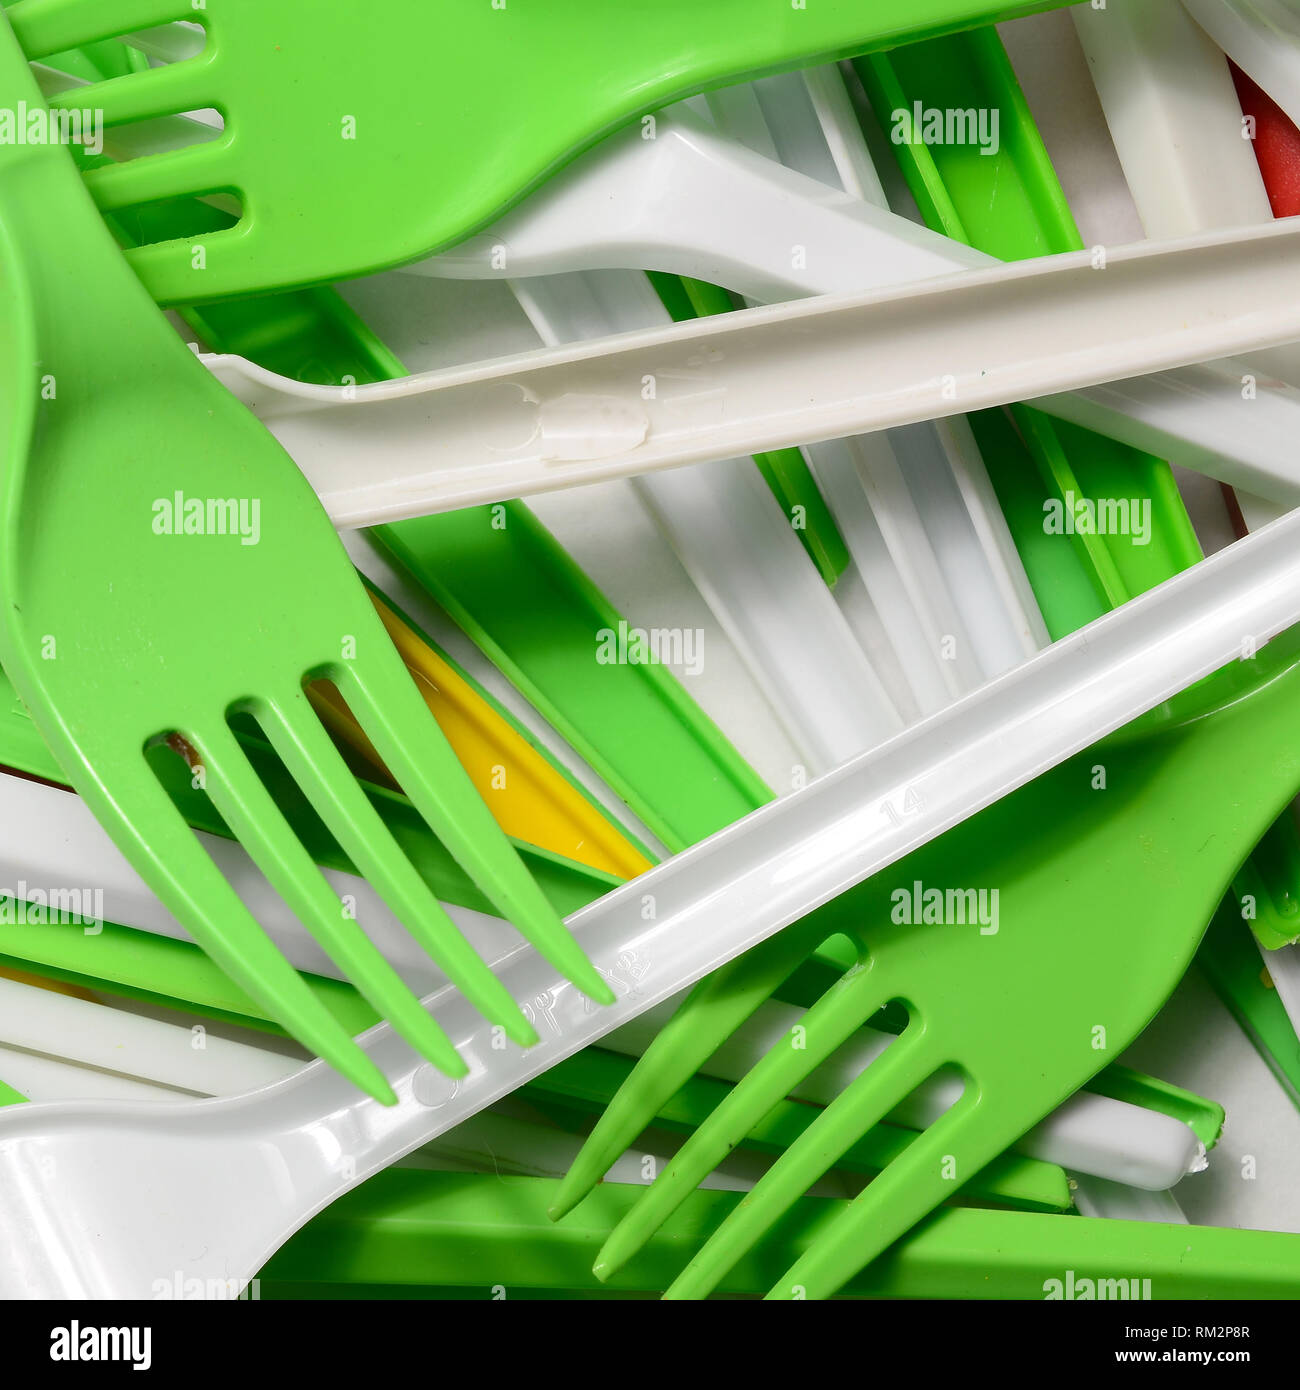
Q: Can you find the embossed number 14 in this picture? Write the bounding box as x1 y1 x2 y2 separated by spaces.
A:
880 786 925 827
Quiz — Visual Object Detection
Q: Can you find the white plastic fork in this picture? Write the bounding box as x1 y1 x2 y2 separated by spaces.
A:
3 507 1300 1297
0 979 794 1196
0 769 1193 1185
0 970 1196 1193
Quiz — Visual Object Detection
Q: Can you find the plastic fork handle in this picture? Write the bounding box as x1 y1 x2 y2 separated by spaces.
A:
1076 0 1274 239
1073 0 1300 403
1070 1175 1189 1224
0 766 1200 1189
55 68 1300 497
419 101 1300 507
0 976 291 1095
1038 359 1300 508
421 107 983 303
511 271 904 772
5 503 1300 1298
206 219 1300 525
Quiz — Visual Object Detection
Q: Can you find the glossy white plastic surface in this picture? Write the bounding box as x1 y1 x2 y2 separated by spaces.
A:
0 984 792 1193
0 766 1196 1185
1038 360 1300 508
1076 0 1273 239
0 976 291 1097
1075 0 1300 452
1183 0 1300 131
421 106 982 303
0 948 1199 1190
1071 1176 1190 1224
513 271 902 774
3 509 1300 1296
704 73 1024 705
414 89 1300 507
205 218 1300 525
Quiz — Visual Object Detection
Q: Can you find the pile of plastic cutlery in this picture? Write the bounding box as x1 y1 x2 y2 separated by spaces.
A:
3 0 1300 1335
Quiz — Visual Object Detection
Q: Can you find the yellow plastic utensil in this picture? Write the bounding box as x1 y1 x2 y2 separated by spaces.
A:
313 595 653 883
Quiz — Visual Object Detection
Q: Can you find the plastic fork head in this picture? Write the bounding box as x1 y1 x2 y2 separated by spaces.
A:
556 631 1300 1295
0 25 605 1098
11 0 1075 302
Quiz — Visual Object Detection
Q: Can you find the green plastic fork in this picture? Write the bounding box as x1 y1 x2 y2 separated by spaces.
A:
6 0 1075 302
0 20 611 1102
553 626 1300 1298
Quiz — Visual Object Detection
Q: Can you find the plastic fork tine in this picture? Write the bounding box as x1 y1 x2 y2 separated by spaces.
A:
663 1028 943 1300
119 226 236 305
253 688 539 1048
83 756 394 1102
592 957 894 1280
768 1094 1026 1300
6 0 194 61
0 24 618 1092
46 56 213 128
83 138 234 213
337 660 616 1007
192 722 468 1079
126 20 207 64
550 923 824 1220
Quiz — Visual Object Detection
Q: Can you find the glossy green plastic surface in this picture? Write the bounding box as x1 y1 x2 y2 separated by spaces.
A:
557 630 1300 1298
105 189 771 855
93 185 680 872
534 1048 1071 1215
371 512 773 853
1233 810 1300 949
1199 902 1300 1110
0 660 621 914
262 1169 1300 1299
1086 1064 1223 1153
0 27 611 1100
11 0 1076 302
